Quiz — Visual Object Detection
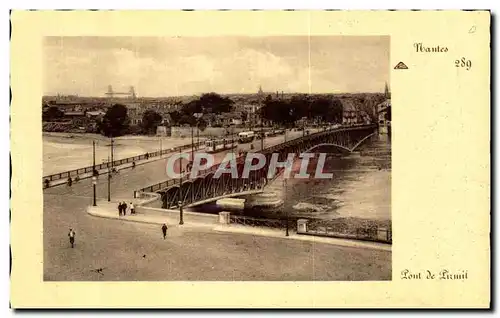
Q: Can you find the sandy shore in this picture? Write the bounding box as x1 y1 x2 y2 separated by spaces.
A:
43 133 205 176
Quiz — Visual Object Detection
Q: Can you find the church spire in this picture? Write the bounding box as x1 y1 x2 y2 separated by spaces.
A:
384 82 390 99
258 85 263 95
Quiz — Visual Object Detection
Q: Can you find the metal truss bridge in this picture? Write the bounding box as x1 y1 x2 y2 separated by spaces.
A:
137 125 378 209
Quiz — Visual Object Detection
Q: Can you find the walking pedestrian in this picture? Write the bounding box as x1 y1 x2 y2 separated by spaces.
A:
130 202 135 215
118 202 122 216
162 223 168 239
67 177 72 187
122 202 127 216
68 229 76 248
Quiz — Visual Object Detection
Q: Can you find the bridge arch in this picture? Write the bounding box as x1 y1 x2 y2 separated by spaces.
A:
303 143 352 154
303 132 376 153
154 125 378 209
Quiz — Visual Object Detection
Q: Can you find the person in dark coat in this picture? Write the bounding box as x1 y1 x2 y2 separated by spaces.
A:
122 202 127 215
68 229 76 248
118 202 122 216
161 223 168 239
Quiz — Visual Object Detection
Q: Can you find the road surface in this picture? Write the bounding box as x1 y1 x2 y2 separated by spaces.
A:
44 194 391 281
44 129 318 199
43 128 391 281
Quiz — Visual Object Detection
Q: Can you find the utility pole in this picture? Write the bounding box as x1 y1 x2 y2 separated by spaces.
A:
178 146 184 225
107 155 111 202
260 107 264 151
197 124 200 148
231 125 235 158
92 140 96 207
284 178 289 236
284 129 289 236
191 125 195 162
110 138 114 169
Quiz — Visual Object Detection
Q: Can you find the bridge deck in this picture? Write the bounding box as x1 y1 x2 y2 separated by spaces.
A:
44 130 318 200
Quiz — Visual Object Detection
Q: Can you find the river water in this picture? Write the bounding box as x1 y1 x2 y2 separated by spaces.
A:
192 132 391 222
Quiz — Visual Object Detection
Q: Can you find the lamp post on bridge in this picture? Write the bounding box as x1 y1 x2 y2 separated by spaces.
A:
191 125 195 163
260 106 264 151
284 128 289 237
178 146 184 225
194 113 203 149
231 125 235 158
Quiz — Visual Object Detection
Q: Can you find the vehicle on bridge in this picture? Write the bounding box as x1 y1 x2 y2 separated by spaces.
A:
238 131 255 144
205 138 237 153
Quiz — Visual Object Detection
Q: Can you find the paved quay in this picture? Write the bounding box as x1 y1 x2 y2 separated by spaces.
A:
44 130 391 281
87 200 392 252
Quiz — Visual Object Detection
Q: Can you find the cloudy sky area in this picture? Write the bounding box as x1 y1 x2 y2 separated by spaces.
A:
43 36 389 97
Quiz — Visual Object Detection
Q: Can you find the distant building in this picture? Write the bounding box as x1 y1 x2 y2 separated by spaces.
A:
86 110 106 119
341 99 359 125
377 99 391 133
63 111 86 119
156 125 171 136
162 113 172 126
125 103 143 126
218 112 243 127
340 98 373 126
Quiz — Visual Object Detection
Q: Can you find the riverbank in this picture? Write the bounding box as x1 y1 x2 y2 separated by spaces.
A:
43 132 206 176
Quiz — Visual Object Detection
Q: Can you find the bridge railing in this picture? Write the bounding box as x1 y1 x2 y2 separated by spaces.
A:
302 217 392 244
230 215 287 229
43 140 205 184
135 124 377 194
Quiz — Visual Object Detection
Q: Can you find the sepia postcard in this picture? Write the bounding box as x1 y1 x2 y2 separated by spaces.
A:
10 10 490 308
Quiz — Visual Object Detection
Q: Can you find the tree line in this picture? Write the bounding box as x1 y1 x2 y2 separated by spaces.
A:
43 92 386 137
97 92 234 137
261 94 344 127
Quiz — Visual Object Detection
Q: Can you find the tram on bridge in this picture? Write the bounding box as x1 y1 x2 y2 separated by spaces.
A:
238 131 255 143
205 138 237 153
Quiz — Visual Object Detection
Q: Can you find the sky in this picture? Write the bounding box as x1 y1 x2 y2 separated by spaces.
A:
43 36 390 97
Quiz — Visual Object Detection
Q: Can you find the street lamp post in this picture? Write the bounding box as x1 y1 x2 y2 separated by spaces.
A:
110 138 114 169
92 140 96 206
92 176 97 206
191 125 194 162
193 113 203 149
178 146 184 225
197 124 200 148
159 138 162 157
260 107 264 151
231 125 235 157
284 178 289 237
107 155 111 202
284 129 289 237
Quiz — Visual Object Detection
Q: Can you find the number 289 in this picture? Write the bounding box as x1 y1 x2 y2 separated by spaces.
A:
455 57 472 70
